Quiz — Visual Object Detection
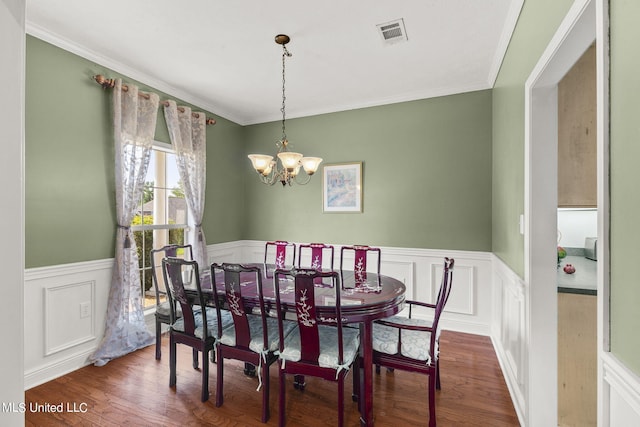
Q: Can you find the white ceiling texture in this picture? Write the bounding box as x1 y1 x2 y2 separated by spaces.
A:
26 0 523 125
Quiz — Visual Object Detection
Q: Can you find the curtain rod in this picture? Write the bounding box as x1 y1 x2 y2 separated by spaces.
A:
92 75 216 125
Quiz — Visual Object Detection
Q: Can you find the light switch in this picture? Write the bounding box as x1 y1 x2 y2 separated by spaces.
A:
519 214 524 235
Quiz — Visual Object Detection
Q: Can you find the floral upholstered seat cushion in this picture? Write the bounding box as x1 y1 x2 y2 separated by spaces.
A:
171 307 233 339
155 300 182 318
219 315 297 354
279 324 360 370
372 315 439 364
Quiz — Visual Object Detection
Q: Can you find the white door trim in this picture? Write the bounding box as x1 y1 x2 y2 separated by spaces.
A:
523 0 605 425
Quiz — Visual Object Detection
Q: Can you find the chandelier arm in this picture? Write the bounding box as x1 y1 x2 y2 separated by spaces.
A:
293 173 312 185
259 169 279 186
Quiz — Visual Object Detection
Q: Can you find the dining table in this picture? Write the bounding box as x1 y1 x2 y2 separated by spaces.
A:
194 262 406 427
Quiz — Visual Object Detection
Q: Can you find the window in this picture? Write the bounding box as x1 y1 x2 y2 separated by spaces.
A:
132 142 189 310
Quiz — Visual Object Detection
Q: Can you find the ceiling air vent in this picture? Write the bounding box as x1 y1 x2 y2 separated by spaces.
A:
376 18 408 45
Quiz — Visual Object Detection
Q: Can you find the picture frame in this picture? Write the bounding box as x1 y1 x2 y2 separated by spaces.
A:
323 162 363 213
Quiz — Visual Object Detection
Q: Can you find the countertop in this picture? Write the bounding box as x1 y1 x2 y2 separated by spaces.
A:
557 253 597 295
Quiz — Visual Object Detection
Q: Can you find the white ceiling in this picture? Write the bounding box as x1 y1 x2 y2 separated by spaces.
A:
26 0 523 126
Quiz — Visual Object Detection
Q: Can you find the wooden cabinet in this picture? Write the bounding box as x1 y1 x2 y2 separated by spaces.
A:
558 43 597 208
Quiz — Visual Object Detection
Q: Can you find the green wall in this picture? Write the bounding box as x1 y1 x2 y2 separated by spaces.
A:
26 36 492 268
492 0 574 276
492 0 640 376
243 91 493 251
25 36 245 268
609 0 640 374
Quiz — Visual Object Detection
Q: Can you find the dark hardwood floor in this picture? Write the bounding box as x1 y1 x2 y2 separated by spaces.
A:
25 331 519 426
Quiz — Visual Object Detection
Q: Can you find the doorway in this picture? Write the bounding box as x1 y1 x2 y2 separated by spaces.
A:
556 42 597 426
524 0 608 426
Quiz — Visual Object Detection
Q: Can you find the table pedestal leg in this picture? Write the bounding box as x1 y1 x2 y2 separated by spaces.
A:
359 321 374 427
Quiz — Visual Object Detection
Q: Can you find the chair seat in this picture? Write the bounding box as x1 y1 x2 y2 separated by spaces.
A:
172 307 234 339
372 316 439 363
219 314 297 354
156 300 183 319
279 324 360 370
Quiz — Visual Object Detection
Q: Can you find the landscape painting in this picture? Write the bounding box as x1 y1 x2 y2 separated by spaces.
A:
323 162 362 213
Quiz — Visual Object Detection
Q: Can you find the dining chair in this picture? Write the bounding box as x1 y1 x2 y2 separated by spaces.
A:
339 245 382 284
264 240 296 270
371 257 454 427
210 262 296 423
273 268 361 427
162 257 234 402
150 244 193 361
297 242 335 270
294 242 335 390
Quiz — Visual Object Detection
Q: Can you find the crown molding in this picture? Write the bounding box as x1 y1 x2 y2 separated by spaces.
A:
245 81 493 125
488 0 525 87
25 21 245 125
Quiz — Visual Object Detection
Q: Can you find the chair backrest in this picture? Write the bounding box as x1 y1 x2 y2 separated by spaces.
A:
162 257 209 338
264 240 296 269
150 244 194 307
211 263 267 350
339 245 381 283
431 257 455 339
297 243 335 270
274 268 344 365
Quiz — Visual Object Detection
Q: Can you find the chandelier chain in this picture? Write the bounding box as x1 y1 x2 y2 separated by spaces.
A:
281 45 291 143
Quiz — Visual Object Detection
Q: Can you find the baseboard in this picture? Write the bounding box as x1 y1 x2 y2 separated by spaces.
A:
24 348 95 390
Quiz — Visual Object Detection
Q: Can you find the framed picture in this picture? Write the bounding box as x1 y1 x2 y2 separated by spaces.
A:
323 162 363 213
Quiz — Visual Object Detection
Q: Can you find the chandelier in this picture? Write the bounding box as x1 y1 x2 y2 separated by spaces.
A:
248 34 322 186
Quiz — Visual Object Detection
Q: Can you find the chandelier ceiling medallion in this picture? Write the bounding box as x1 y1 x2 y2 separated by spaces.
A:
248 34 322 186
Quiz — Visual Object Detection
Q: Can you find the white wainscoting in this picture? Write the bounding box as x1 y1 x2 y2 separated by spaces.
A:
24 259 113 389
491 256 527 425
27 241 640 427
491 256 640 427
23 241 493 389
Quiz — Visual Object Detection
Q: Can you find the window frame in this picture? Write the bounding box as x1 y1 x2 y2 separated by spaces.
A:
133 141 191 311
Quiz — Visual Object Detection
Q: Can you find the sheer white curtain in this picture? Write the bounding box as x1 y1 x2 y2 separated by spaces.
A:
163 101 207 267
90 79 158 366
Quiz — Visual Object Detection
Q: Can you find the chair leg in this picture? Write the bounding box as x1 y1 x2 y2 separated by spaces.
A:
244 362 256 377
169 336 177 388
201 349 209 402
428 369 437 427
435 360 441 390
293 375 305 391
374 364 394 374
338 376 344 427
261 360 270 422
193 348 199 369
155 319 162 360
216 348 224 407
279 370 286 427
352 357 360 402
